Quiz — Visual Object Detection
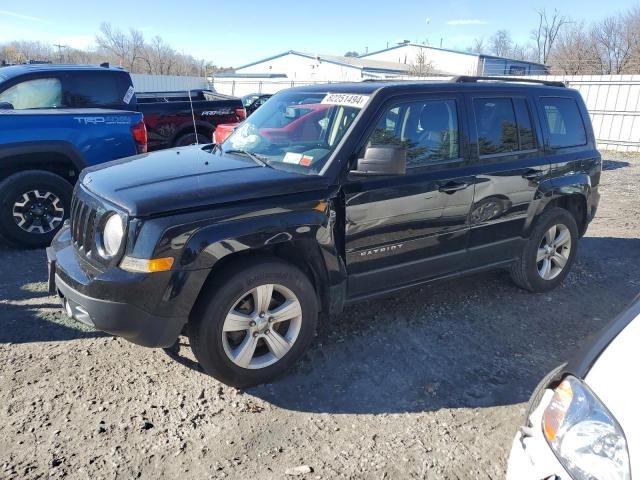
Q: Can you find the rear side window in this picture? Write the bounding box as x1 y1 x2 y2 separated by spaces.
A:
474 98 522 155
65 72 131 108
540 97 587 148
0 78 62 109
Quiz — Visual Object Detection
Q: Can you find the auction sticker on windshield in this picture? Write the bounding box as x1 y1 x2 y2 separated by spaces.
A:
321 93 370 109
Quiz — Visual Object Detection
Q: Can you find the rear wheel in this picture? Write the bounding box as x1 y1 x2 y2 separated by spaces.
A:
0 170 72 247
188 258 318 387
510 207 578 292
174 132 210 147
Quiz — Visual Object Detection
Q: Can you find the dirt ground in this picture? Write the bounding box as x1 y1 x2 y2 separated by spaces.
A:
1 152 639 480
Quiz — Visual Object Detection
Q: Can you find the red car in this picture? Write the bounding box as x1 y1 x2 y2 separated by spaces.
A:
213 103 330 144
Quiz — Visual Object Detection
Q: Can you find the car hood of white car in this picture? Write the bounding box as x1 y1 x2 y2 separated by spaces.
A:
585 312 640 476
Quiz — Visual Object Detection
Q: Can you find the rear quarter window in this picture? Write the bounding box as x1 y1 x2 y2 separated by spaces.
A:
65 72 132 108
540 97 587 148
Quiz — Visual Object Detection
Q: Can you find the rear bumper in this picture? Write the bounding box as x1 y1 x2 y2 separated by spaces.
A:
46 226 201 348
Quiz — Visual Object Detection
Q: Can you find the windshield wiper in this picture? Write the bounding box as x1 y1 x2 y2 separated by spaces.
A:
225 149 269 167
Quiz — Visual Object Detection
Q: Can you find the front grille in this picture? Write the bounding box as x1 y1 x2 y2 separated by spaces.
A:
69 184 127 268
70 194 98 253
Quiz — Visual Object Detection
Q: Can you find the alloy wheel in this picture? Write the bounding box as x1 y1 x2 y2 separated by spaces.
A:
12 189 65 234
221 283 303 369
537 224 571 280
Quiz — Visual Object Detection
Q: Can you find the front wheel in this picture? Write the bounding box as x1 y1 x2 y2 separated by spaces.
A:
0 170 72 247
188 258 318 387
510 207 578 292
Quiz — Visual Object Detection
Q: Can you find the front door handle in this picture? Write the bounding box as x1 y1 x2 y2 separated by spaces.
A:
438 181 469 194
522 169 544 180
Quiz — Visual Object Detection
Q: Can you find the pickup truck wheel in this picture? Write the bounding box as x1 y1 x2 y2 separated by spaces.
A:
188 259 318 387
174 133 210 147
0 171 72 248
510 207 578 292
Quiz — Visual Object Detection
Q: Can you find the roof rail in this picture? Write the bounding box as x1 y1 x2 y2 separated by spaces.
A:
452 75 566 88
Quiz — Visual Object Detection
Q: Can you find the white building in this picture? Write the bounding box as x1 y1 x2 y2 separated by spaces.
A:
359 43 547 76
231 50 415 82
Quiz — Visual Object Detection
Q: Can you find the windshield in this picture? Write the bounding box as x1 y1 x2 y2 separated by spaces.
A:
221 91 367 175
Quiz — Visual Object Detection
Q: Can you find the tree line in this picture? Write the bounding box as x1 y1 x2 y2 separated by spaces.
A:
0 23 232 76
469 6 640 74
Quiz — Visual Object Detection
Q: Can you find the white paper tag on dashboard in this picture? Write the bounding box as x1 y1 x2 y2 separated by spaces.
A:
283 152 303 164
321 93 370 108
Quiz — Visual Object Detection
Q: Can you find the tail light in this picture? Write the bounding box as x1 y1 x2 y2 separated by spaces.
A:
131 121 148 154
234 108 247 121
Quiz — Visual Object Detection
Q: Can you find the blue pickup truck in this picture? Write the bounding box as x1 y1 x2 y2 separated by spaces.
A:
0 109 145 246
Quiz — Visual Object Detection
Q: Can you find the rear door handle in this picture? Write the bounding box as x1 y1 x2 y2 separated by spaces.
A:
522 169 544 180
438 181 469 194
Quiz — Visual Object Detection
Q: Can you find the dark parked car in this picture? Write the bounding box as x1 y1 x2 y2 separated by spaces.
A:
0 64 245 151
48 77 601 387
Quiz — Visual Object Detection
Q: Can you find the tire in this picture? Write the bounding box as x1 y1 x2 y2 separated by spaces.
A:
0 170 73 248
188 257 318 387
510 207 578 292
174 132 210 147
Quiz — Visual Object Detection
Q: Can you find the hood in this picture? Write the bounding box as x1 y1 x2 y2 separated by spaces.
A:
80 146 330 216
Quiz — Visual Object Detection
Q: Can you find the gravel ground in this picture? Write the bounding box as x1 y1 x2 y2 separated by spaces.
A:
1 152 639 480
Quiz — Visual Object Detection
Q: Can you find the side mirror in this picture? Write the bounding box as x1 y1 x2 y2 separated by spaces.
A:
351 145 406 176
0 102 14 110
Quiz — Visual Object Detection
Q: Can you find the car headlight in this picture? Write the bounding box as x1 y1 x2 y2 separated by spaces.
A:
542 375 630 480
101 213 124 257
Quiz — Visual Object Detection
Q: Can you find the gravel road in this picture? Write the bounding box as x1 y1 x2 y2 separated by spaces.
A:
1 152 639 479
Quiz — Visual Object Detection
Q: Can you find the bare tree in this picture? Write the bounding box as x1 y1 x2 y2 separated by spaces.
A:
489 30 513 57
409 48 435 76
549 23 601 74
531 8 571 64
467 38 486 54
592 12 639 73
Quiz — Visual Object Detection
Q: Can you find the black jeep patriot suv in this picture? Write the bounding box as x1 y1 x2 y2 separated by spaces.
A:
48 77 601 387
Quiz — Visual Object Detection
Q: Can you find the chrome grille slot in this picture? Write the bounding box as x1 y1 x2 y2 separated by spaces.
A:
70 196 97 253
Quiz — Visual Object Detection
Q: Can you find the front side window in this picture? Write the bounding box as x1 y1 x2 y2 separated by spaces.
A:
223 91 364 175
367 99 460 167
541 97 587 148
0 78 62 109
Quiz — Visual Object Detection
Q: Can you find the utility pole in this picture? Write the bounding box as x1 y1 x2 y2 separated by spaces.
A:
53 44 68 63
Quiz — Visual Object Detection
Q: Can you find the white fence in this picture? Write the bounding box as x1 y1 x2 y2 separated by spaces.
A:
131 74 207 92
212 74 640 152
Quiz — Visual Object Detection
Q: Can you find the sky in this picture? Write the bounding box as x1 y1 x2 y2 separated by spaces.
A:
0 0 635 68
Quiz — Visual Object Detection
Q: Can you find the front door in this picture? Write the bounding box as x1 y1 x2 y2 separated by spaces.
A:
342 93 475 299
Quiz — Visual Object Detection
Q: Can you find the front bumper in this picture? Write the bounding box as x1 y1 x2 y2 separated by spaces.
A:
506 390 570 480
47 226 205 348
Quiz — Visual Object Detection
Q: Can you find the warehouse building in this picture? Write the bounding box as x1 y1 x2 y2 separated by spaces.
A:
359 42 547 76
230 50 418 81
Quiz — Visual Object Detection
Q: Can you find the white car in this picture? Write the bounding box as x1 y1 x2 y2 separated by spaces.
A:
507 296 640 480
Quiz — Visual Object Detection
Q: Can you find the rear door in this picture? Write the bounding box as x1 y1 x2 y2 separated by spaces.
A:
465 91 549 267
342 92 475 299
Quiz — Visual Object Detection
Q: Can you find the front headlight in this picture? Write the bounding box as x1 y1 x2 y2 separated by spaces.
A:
101 213 124 257
542 375 630 480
